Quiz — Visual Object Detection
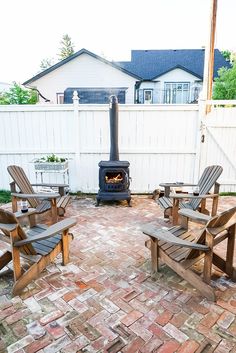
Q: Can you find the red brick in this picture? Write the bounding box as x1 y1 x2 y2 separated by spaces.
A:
6 309 31 325
196 323 221 343
24 336 53 353
217 300 236 314
160 299 181 314
157 340 180 353
148 323 171 340
62 291 78 302
177 340 200 353
114 298 133 313
217 311 235 329
155 310 173 326
129 321 153 342
199 312 219 328
96 323 118 341
121 310 143 326
170 311 189 328
45 321 65 339
39 310 64 325
140 337 163 352
122 289 139 302
122 336 145 353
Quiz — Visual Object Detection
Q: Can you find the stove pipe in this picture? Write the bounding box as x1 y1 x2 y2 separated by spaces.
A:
109 95 119 161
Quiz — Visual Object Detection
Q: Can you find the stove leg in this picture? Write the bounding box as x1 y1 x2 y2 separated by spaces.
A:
95 199 100 207
127 199 132 207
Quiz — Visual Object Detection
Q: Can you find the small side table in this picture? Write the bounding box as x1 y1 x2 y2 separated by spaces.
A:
14 208 37 227
159 183 196 197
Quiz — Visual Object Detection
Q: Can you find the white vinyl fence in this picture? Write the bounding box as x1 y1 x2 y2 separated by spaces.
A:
0 99 235 193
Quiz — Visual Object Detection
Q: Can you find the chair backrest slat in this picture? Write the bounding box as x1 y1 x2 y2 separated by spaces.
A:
7 165 39 208
0 209 37 255
189 165 223 210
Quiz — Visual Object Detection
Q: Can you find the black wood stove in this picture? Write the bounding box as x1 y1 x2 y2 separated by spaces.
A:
96 96 131 206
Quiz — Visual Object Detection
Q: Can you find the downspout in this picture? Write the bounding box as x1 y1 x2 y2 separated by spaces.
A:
24 85 51 102
134 80 143 103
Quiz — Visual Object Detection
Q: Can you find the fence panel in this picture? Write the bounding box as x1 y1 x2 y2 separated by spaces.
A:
1 102 234 194
200 103 236 192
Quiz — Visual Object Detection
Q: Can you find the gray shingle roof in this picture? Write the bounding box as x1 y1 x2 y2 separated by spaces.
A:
116 49 231 80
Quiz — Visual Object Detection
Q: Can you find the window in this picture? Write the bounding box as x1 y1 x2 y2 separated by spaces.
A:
57 93 64 104
164 83 190 104
144 89 153 104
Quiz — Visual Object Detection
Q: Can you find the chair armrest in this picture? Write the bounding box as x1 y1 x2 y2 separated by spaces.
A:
179 209 211 223
14 218 77 246
31 183 69 188
169 193 219 200
0 223 18 232
142 225 209 251
11 192 60 199
14 208 36 219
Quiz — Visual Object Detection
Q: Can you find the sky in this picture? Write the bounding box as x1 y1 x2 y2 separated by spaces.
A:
0 0 235 84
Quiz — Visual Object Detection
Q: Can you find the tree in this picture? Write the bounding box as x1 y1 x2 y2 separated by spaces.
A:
213 63 236 100
221 50 231 61
40 57 55 71
0 82 38 104
58 34 75 60
221 50 236 64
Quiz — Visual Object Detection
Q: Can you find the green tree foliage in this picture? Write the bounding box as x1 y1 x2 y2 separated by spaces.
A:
221 50 231 61
0 82 38 104
40 57 55 71
58 34 75 60
213 63 236 100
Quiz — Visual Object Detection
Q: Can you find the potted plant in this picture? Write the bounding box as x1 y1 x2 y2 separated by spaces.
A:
33 154 68 171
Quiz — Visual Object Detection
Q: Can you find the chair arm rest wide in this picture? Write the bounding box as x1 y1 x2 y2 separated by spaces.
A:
179 209 211 223
11 192 60 199
169 193 219 200
31 183 69 188
14 218 77 246
142 225 209 251
0 223 18 232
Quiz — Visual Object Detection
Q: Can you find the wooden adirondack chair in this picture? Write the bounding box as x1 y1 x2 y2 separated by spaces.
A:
0 208 76 296
157 165 223 225
7 165 71 223
143 206 236 301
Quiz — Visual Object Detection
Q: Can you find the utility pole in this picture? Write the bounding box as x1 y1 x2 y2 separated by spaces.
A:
202 0 218 114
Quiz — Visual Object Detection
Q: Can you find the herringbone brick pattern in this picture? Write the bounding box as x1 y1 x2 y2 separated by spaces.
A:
0 195 236 353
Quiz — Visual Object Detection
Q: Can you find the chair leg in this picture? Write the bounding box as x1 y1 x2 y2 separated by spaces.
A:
226 224 235 278
62 229 70 265
203 232 214 284
150 237 159 272
12 244 63 296
159 248 216 301
0 251 12 270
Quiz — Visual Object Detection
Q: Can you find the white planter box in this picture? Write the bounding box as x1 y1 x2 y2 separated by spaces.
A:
34 160 68 172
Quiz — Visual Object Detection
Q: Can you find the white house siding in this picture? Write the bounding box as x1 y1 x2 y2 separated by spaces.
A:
157 68 203 103
31 54 137 104
138 68 203 104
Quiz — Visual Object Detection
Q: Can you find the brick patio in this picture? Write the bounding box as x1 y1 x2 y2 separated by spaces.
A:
0 195 236 353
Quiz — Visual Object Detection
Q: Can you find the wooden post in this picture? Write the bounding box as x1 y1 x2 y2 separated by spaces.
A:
202 0 218 115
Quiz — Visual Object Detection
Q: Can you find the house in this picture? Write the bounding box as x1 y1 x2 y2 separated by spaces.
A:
0 81 12 92
23 48 230 104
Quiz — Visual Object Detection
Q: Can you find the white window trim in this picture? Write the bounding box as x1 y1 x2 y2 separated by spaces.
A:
57 93 64 104
143 89 153 104
164 82 190 104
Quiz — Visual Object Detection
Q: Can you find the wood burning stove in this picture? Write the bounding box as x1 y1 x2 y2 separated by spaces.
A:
96 96 131 206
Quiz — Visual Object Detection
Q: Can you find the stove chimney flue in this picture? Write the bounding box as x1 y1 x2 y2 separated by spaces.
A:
109 95 119 161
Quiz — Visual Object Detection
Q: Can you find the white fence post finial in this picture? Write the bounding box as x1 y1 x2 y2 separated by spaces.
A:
73 90 80 106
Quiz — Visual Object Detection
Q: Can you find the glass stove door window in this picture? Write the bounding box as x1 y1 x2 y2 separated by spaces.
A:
144 90 153 104
164 83 189 104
